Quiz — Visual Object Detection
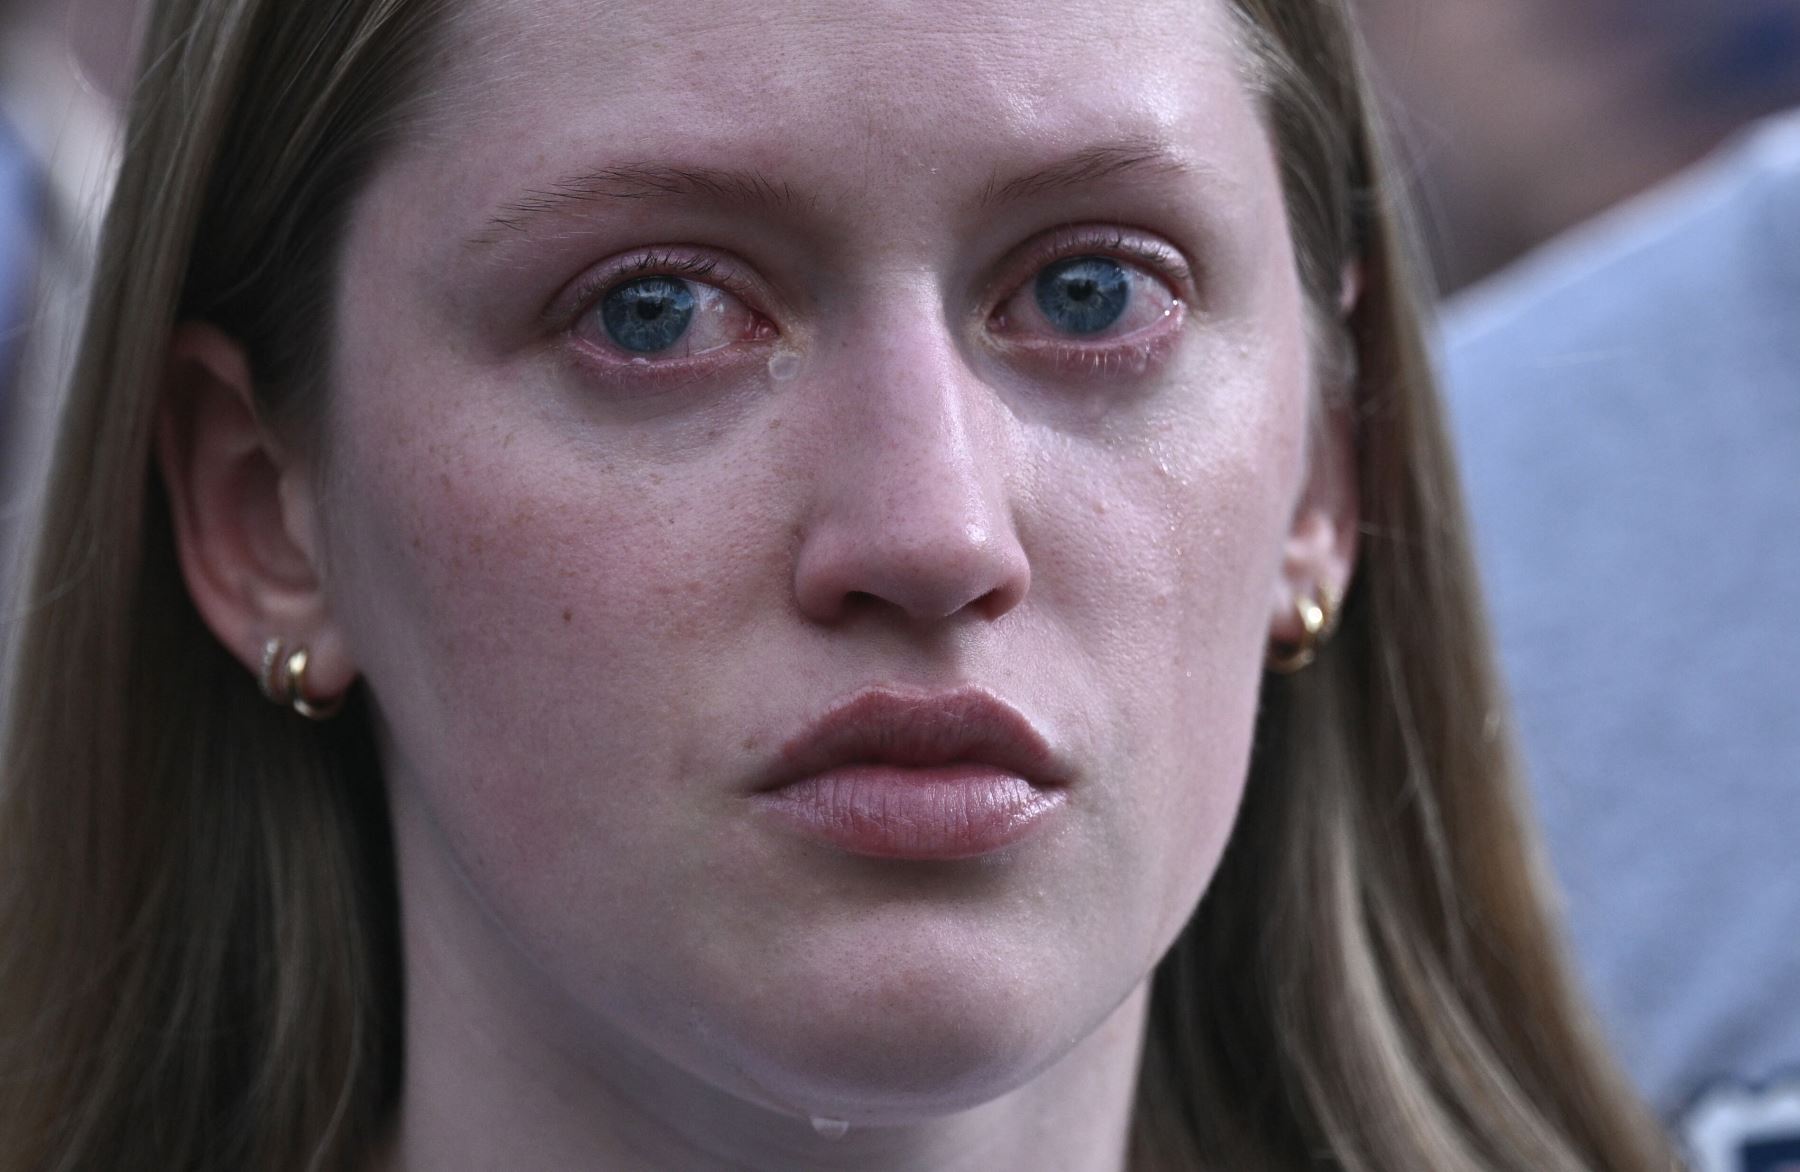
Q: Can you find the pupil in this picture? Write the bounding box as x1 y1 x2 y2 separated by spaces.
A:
1034 257 1129 335
601 277 696 353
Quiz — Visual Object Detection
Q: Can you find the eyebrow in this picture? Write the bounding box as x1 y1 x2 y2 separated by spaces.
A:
977 138 1197 208
470 137 1199 245
475 164 800 242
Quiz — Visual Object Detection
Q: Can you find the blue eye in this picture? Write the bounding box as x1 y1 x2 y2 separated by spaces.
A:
601 277 697 353
1034 256 1130 335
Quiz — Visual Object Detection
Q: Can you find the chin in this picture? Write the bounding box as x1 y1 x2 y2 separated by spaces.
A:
690 931 1109 1124
724 1012 1070 1126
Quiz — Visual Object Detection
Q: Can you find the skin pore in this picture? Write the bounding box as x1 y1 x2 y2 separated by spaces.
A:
161 0 1357 1167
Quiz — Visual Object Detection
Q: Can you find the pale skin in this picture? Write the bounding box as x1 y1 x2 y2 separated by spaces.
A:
158 0 1358 1168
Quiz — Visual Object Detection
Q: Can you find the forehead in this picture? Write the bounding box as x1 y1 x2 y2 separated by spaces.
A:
410 0 1265 206
437 0 1249 104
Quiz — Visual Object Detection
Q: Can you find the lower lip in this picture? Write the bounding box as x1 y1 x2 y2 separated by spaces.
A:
751 766 1066 860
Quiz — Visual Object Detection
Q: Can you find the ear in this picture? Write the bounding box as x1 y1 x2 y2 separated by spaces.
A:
1268 399 1360 648
156 323 357 704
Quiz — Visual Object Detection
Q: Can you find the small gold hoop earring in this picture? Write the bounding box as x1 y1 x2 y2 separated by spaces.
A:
283 646 345 720
259 637 289 703
259 637 345 719
1267 586 1339 675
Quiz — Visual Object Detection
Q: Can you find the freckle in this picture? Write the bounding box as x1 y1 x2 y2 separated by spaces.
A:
741 735 763 752
1093 501 1107 516
468 532 486 555
411 535 422 550
562 608 573 624
648 472 664 486
767 417 783 431
503 431 516 449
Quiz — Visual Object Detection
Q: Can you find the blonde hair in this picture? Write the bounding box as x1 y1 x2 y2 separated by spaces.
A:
0 1 1673 1169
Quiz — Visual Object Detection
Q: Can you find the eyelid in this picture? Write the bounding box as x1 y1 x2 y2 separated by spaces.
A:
545 246 767 335
987 224 1198 318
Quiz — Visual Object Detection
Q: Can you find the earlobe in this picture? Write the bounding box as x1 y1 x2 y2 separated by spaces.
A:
1268 402 1360 653
156 323 357 705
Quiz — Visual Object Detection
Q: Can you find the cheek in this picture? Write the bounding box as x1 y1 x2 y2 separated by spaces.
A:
318 367 795 878
316 179 796 833
1030 329 1309 938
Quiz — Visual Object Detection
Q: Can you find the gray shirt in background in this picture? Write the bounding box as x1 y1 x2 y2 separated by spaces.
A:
1441 109 1800 1169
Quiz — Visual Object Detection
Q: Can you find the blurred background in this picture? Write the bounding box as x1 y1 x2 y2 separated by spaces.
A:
2 0 141 603
1363 8 1800 1171
1356 0 1800 290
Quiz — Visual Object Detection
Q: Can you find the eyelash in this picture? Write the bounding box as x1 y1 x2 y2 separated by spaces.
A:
558 250 760 336
555 249 777 385
982 226 1192 374
995 227 1195 306
556 228 1193 378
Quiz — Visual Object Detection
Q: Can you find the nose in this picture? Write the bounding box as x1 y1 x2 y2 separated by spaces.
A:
791 324 1031 628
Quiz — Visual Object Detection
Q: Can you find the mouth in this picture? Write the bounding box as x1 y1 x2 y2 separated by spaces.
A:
749 687 1070 861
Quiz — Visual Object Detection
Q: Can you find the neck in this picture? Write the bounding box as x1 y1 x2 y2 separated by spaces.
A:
375 803 1150 1172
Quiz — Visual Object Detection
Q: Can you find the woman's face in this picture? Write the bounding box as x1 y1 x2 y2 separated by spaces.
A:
318 0 1334 1126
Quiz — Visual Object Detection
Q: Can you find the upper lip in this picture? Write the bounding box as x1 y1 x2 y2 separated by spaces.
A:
755 687 1065 792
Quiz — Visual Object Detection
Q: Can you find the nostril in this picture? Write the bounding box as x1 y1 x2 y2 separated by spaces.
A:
792 531 1032 627
980 587 1011 619
972 566 1030 621
841 589 883 616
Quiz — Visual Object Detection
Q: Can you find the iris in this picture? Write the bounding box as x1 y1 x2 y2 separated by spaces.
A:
1034 256 1129 335
601 276 697 353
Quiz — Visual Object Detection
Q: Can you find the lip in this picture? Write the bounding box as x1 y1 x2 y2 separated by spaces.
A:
749 688 1069 861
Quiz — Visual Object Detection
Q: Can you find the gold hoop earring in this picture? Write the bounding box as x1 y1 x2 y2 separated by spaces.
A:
1266 585 1339 675
284 646 345 720
259 637 289 703
258 637 345 720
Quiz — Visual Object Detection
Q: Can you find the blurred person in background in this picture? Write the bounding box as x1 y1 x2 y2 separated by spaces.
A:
1357 0 1800 291
1360 3 1800 1169
0 0 136 625
1442 109 1800 1172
